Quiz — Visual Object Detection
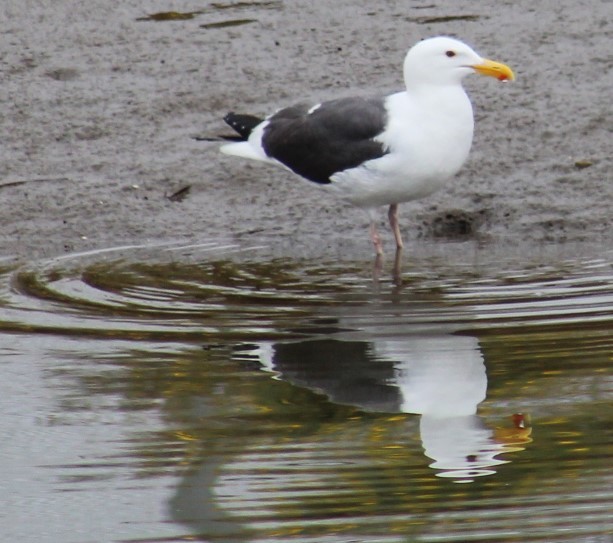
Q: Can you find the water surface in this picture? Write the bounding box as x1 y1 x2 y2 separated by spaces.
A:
1 242 611 542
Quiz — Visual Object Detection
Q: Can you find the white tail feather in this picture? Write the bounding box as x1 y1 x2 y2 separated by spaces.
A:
220 141 266 161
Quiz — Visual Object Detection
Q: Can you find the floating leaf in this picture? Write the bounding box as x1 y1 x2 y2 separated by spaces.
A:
410 14 482 24
574 159 593 169
211 1 282 9
167 185 192 202
136 11 203 22
200 18 257 29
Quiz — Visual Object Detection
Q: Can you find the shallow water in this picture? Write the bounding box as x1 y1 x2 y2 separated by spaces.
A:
1 242 611 543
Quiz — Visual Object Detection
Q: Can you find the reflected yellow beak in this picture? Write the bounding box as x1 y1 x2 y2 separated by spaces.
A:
472 58 515 81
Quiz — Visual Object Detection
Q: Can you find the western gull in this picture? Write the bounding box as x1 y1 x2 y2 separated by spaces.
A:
220 36 514 254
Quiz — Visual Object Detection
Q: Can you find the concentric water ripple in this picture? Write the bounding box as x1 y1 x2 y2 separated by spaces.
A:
3 242 613 337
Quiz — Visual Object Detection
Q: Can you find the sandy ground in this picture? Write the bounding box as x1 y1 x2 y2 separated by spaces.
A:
1 0 611 261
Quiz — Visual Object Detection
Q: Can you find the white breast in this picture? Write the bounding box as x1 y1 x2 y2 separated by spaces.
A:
329 88 474 208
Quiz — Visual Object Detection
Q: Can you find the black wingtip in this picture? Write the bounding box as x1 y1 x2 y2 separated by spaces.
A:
223 112 263 140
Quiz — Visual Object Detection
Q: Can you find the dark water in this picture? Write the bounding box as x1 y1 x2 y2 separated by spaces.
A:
1 242 611 542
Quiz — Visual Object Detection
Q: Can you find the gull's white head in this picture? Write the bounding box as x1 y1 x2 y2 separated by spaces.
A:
403 36 515 89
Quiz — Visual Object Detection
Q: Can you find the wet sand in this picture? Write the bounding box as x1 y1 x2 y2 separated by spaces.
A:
1 0 611 260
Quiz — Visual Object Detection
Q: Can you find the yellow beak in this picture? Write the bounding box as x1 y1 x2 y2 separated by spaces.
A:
472 58 515 81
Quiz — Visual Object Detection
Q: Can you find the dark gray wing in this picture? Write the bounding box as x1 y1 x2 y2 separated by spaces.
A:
261 96 389 184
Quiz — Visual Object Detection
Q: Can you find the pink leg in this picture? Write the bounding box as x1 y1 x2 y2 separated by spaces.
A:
373 252 384 282
388 204 404 250
392 246 403 286
369 220 384 256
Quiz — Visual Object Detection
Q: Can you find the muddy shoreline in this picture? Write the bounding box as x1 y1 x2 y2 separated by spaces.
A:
1 0 610 261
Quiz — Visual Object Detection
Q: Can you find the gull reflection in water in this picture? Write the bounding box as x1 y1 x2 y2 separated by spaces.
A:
251 333 531 482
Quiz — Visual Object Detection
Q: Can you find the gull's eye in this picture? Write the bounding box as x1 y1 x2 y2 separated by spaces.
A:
445 50 456 58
